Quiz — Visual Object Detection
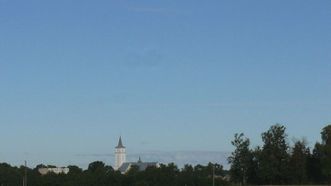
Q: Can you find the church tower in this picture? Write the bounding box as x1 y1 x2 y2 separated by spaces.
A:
115 136 126 170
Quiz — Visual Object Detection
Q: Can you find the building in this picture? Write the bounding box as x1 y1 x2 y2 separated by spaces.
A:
118 157 159 174
114 136 126 170
38 167 69 175
114 137 159 174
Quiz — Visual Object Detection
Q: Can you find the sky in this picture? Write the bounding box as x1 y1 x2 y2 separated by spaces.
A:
0 0 331 168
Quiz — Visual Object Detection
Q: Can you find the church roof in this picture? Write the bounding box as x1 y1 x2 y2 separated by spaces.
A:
118 160 158 173
116 136 125 148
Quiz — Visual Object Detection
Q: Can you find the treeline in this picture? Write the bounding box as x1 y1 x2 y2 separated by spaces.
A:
2 124 331 186
0 161 227 186
228 124 331 185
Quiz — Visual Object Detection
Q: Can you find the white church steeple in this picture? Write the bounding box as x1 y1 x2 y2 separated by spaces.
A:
115 136 126 170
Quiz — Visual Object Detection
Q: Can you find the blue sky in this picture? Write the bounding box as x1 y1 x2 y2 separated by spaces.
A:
0 0 331 168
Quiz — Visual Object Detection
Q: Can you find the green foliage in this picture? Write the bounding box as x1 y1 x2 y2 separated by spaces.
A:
306 143 323 183
288 139 310 184
228 133 252 185
319 125 331 182
228 123 331 185
0 162 228 186
321 125 331 146
259 124 290 184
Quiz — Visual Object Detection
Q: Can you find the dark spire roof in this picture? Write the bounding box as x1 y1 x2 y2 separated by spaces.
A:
116 136 125 148
138 156 142 163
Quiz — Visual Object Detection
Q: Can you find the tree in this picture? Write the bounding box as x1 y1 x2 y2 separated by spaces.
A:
258 124 290 184
307 142 324 183
289 139 310 184
179 164 195 186
248 147 261 185
87 161 106 173
0 163 21 186
228 133 252 185
320 125 331 183
85 161 111 185
321 125 331 146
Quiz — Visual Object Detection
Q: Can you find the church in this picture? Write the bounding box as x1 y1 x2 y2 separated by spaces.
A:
114 137 159 174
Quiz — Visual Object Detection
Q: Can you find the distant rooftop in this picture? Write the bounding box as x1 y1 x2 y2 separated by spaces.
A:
118 158 158 174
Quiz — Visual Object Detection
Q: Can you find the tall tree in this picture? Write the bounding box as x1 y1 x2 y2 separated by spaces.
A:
258 124 290 184
320 125 331 183
248 147 261 185
228 133 252 185
289 139 310 184
307 142 324 183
